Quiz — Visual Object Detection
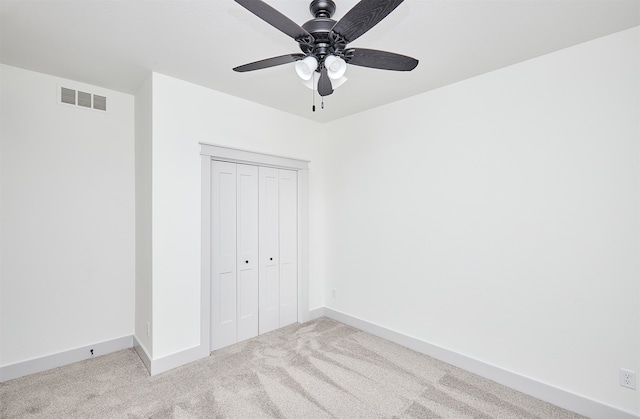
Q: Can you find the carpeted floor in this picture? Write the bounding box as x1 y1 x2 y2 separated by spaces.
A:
1 318 585 418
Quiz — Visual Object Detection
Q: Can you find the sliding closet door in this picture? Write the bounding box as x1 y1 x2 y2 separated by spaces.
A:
211 161 237 351
236 164 259 341
259 167 280 334
279 169 298 327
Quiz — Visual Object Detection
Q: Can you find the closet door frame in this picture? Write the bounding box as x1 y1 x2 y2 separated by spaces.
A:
200 143 310 354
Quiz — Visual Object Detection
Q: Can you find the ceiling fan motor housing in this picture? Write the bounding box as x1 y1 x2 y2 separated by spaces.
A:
301 0 347 63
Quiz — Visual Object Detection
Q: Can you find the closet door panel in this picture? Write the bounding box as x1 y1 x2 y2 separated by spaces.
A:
211 161 237 351
218 273 236 324
278 169 298 327
236 164 259 342
259 167 280 334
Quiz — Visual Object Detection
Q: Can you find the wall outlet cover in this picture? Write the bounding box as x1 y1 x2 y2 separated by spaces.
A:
620 368 636 390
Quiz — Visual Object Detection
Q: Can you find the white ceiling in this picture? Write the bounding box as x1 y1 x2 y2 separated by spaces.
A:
1 0 638 123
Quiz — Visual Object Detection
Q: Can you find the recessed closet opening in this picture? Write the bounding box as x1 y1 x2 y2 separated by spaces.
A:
200 144 310 353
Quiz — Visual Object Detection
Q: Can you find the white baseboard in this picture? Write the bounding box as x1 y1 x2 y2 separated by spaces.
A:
323 307 639 419
0 334 207 381
133 336 152 374
149 343 209 376
0 335 133 383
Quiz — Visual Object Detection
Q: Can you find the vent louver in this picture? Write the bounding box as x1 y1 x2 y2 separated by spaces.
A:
78 91 91 108
59 86 107 112
93 95 107 111
61 87 76 105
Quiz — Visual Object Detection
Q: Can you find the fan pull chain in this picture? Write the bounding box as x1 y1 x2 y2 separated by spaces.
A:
319 72 324 110
312 72 316 112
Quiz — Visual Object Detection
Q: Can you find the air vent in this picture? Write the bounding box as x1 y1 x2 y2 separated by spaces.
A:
78 91 91 108
61 87 76 105
93 95 107 111
59 85 107 112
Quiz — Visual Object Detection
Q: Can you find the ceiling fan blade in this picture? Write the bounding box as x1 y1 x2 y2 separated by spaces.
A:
332 0 404 43
345 48 418 71
235 0 312 42
318 67 333 96
233 54 305 72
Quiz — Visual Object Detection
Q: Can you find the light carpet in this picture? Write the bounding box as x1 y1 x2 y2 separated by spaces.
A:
1 318 585 418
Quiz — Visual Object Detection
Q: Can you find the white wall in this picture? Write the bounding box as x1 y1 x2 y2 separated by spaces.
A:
324 27 639 414
149 73 327 358
135 75 153 357
0 65 135 365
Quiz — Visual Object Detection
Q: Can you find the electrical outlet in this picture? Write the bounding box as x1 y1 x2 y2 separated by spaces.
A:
146 322 151 337
331 289 336 299
620 369 636 390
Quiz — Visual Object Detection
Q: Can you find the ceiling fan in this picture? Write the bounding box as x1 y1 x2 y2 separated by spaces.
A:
233 0 419 98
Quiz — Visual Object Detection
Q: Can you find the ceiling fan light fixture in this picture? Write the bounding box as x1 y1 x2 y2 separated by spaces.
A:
295 56 318 80
324 55 347 79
